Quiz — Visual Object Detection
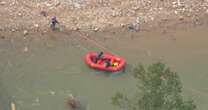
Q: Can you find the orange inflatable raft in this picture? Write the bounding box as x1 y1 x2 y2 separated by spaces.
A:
85 52 126 72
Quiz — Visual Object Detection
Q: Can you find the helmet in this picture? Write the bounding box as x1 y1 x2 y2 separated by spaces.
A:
113 62 119 67
52 16 56 19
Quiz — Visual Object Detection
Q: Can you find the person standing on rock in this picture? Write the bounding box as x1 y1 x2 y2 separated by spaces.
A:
50 16 59 30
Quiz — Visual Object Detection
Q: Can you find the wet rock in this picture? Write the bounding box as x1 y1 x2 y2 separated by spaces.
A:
120 23 126 27
23 47 28 52
23 30 28 36
93 27 99 32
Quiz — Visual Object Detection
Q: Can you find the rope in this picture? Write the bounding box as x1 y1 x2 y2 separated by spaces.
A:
17 0 118 54
76 30 118 56
60 27 119 56
57 29 90 53
16 0 119 56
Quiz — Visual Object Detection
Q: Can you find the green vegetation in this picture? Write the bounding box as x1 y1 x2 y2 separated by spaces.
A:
112 62 196 110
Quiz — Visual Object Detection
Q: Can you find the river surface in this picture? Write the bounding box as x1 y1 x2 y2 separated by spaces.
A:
0 26 208 110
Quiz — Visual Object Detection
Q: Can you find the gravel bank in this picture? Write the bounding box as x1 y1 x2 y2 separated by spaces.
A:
0 0 208 32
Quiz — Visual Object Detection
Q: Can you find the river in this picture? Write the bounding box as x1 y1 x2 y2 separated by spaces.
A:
0 25 208 110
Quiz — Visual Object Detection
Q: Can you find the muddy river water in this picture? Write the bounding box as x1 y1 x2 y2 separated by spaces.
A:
0 26 208 110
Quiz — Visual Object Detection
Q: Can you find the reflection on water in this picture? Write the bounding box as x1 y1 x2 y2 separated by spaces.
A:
0 26 208 110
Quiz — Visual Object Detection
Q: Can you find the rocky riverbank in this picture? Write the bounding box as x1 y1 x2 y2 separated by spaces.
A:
0 0 208 33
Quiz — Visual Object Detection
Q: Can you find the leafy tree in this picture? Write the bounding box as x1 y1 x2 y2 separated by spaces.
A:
112 62 196 110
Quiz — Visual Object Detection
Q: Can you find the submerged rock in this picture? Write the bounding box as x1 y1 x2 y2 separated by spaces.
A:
49 90 55 96
67 94 81 110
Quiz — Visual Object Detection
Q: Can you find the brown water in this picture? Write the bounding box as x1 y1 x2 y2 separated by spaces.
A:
0 26 208 110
